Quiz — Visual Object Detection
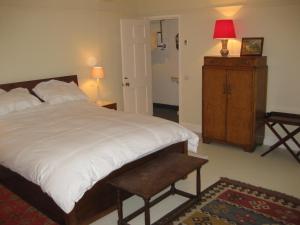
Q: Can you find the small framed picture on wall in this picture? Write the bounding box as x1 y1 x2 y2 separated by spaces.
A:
240 37 264 56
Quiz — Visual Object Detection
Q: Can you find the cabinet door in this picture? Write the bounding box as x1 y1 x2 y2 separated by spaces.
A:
202 68 227 141
226 69 253 146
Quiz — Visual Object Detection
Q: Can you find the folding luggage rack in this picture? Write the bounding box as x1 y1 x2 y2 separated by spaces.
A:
262 112 300 163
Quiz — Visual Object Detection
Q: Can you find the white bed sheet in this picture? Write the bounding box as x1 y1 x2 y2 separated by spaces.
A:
0 101 199 213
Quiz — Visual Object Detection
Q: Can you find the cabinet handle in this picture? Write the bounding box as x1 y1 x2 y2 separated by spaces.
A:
227 84 232 95
223 83 227 94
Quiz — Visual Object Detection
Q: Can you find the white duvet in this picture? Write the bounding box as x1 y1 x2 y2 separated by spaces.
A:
0 101 199 213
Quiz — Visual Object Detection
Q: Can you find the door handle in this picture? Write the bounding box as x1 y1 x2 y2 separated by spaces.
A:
122 82 130 87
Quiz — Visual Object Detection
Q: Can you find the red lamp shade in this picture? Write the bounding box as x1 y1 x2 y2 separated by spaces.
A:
213 20 236 39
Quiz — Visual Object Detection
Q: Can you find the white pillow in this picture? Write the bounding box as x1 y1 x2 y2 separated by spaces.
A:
0 89 6 95
0 88 41 116
33 80 88 105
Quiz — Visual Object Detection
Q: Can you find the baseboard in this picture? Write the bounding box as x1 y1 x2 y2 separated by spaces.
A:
180 122 202 134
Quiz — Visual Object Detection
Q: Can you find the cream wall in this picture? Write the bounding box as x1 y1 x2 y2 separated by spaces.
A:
136 0 300 134
0 0 137 109
1 0 300 144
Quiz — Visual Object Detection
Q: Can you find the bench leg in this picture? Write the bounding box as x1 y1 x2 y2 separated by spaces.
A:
144 198 151 225
196 168 201 202
117 189 123 225
170 183 176 195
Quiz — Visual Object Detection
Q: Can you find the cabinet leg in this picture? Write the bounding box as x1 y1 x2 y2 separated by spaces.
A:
256 136 265 145
202 137 211 144
243 145 255 152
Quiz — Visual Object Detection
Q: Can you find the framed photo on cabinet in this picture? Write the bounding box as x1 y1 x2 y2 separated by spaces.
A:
240 37 264 56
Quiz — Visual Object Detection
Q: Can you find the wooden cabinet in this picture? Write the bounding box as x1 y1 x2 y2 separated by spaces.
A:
202 56 268 151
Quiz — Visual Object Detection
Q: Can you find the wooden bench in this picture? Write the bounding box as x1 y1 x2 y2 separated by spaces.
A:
109 153 208 225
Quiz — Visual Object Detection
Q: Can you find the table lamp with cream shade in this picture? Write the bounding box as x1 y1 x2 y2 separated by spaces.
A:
91 66 105 104
213 19 236 57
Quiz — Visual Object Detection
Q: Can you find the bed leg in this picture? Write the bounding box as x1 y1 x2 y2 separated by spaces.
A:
182 141 189 179
64 210 78 225
183 141 188 155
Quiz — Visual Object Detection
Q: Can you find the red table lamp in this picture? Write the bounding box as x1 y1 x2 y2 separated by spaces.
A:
213 19 236 57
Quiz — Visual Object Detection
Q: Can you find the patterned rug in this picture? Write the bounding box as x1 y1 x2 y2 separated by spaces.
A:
0 184 57 225
174 178 300 225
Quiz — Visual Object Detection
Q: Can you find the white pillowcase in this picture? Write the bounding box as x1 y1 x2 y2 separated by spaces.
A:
0 88 41 116
0 89 6 95
33 80 88 105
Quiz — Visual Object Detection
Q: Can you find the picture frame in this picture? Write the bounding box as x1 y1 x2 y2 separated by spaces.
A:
240 37 264 56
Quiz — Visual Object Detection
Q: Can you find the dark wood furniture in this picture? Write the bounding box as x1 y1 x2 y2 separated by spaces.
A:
0 75 79 101
202 56 268 151
103 102 117 110
109 153 208 225
0 75 189 225
262 112 300 163
97 101 117 110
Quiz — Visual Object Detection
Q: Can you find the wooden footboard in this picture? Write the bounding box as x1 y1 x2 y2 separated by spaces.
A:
0 141 188 225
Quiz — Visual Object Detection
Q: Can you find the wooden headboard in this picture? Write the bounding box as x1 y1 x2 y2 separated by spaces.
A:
0 75 78 99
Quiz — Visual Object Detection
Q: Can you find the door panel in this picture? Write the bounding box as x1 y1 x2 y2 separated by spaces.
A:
123 88 136 112
134 44 147 79
121 19 152 114
136 86 150 114
226 70 253 145
203 68 227 141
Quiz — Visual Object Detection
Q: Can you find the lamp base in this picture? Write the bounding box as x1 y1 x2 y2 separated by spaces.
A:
96 99 104 105
220 39 229 57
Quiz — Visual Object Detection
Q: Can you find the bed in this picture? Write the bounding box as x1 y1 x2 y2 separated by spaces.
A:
0 75 198 225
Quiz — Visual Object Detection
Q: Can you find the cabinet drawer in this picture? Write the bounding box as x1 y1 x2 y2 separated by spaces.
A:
204 56 267 67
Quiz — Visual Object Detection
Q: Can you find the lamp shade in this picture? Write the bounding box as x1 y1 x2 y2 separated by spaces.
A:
91 66 105 79
213 20 236 39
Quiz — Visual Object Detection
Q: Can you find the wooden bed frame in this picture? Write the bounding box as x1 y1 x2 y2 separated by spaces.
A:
0 75 188 225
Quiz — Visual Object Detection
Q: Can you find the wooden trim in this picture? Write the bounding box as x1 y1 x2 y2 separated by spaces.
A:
0 75 78 100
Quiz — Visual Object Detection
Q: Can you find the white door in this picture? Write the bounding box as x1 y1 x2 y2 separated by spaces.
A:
120 19 153 115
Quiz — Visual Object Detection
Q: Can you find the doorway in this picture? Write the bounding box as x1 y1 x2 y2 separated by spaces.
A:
150 18 179 122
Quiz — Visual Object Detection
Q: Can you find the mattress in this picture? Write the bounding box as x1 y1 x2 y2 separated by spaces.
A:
0 101 199 213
